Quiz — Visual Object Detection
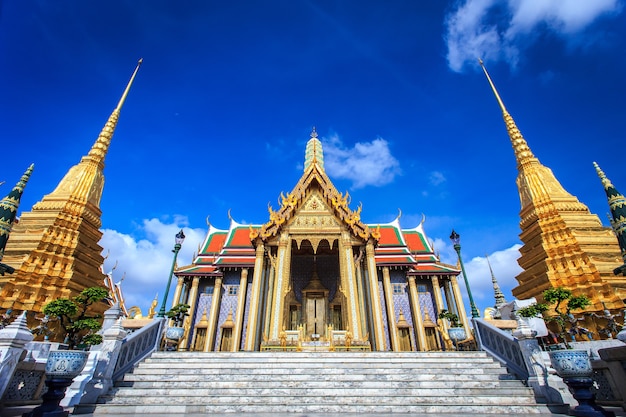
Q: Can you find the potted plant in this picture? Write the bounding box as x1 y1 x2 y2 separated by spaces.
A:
164 303 190 343
438 309 466 344
24 287 108 417
515 287 590 349
42 286 109 350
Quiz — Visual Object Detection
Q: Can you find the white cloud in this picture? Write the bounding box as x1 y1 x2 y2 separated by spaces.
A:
99 217 205 315
322 134 401 189
439 242 523 313
429 171 446 186
444 0 623 72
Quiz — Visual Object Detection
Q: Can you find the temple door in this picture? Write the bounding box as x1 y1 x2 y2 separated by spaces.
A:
305 294 327 338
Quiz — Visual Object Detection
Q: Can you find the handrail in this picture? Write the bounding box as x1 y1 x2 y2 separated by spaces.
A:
473 318 529 380
112 318 165 381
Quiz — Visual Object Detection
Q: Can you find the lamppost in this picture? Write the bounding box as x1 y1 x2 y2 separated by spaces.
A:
450 230 480 318
157 229 186 317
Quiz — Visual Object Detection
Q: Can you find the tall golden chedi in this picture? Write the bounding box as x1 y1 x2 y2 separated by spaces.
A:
0 60 142 316
479 61 625 318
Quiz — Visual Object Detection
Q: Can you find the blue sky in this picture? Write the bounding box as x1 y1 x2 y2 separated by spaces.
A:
1 1 625 314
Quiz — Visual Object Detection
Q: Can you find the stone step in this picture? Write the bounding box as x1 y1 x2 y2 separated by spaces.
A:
79 351 546 415
84 403 550 415
106 387 534 398
117 379 524 389
100 392 539 405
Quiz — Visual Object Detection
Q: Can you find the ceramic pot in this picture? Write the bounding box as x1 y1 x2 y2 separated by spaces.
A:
45 350 89 379
165 326 185 341
447 327 466 343
548 349 592 379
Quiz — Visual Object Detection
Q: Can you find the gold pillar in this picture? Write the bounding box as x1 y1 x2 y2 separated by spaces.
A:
407 276 427 351
354 250 368 338
269 233 292 340
339 231 361 339
431 276 446 331
204 276 222 352
263 252 277 341
382 266 399 351
171 276 185 307
450 275 471 331
244 242 265 351
366 240 385 351
178 277 200 351
232 268 249 352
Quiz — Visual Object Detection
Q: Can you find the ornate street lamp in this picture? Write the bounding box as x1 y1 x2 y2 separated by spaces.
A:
450 230 480 318
157 229 186 318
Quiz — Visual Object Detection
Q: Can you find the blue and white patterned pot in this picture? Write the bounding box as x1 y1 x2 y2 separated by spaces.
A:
45 350 89 379
549 349 592 379
165 326 185 341
447 327 466 343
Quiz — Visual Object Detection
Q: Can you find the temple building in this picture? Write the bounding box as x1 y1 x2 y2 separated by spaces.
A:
0 60 142 321
480 62 626 323
173 130 469 352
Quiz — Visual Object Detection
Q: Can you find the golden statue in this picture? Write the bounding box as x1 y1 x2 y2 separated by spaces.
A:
436 319 454 351
147 295 158 319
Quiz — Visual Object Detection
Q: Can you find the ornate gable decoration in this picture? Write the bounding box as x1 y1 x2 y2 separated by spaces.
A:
253 162 373 243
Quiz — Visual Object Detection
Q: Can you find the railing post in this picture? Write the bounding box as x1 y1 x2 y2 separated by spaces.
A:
0 312 33 399
72 318 128 406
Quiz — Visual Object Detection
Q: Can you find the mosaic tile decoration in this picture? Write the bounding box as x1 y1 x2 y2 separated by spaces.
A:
240 277 252 350
214 272 239 351
378 279 391 350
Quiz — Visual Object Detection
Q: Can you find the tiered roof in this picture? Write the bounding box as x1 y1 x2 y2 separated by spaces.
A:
176 129 457 278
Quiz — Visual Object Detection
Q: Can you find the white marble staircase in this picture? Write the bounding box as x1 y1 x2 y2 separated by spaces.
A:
76 351 553 415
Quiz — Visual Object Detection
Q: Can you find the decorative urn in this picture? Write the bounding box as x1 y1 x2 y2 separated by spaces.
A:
548 349 592 379
45 350 89 379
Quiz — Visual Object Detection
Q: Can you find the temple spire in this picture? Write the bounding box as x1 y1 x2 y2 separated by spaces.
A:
0 164 34 260
486 254 506 309
478 59 537 169
304 126 325 172
594 161 626 273
87 58 143 167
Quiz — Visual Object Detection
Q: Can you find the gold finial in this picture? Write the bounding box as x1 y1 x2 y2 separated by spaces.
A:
478 58 507 114
87 59 143 165
116 58 143 111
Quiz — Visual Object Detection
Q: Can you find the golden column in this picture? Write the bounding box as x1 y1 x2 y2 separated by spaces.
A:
269 233 292 340
244 242 266 351
354 250 368 338
431 276 446 330
178 277 200 351
263 252 277 341
407 276 428 351
232 268 249 352
382 266 400 351
171 276 185 308
365 240 385 350
204 276 223 352
339 231 361 339
450 275 471 331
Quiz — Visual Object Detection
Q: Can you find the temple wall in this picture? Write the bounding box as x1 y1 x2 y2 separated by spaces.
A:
213 272 239 351
377 278 391 351
417 280 437 321
390 271 413 327
240 276 253 351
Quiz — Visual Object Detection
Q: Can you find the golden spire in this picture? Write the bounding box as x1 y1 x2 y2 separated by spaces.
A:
304 126 325 172
41 59 142 208
478 59 537 169
87 58 143 167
